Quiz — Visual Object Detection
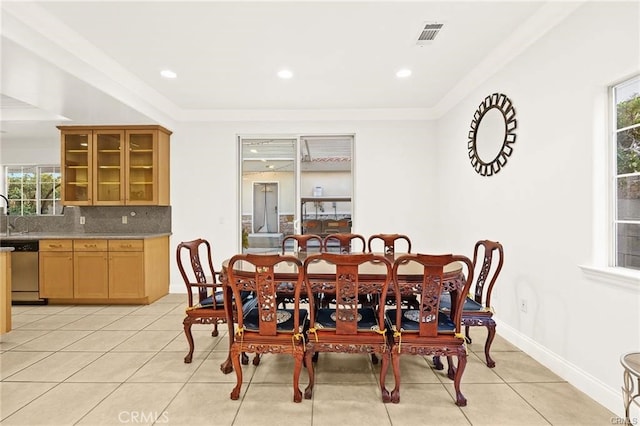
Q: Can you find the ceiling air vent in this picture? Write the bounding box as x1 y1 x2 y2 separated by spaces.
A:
416 22 443 45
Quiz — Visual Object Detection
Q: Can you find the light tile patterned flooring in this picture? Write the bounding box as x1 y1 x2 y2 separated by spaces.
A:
1 294 617 425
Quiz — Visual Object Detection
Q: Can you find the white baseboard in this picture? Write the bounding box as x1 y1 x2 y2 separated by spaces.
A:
495 318 626 418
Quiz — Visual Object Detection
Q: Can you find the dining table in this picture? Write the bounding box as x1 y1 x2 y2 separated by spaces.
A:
218 252 465 374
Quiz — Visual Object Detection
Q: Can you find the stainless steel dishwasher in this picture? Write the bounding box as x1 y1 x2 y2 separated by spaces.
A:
0 239 46 305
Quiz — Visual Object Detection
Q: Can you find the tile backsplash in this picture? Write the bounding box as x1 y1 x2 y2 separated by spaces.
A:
0 206 171 234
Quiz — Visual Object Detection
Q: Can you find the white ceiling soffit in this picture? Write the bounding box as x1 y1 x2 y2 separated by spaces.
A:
1 2 179 128
1 1 585 124
0 94 68 121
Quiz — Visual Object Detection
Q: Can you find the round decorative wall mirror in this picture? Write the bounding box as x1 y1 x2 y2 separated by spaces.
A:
467 93 517 176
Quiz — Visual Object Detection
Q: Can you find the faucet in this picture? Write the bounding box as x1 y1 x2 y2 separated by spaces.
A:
0 194 8 214
0 194 8 235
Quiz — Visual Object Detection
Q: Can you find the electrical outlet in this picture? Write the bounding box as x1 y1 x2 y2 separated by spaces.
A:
80 216 85 225
122 215 128 224
520 299 527 313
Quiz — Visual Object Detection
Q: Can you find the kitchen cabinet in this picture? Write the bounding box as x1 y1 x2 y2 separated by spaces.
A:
108 240 144 299
1 250 11 333
38 236 169 304
39 240 74 298
59 125 171 206
73 239 109 298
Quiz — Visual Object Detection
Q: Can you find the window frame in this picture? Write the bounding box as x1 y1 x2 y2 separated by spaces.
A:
3 164 62 216
611 74 640 271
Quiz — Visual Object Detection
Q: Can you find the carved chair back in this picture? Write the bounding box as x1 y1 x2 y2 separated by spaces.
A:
322 232 366 254
367 233 412 255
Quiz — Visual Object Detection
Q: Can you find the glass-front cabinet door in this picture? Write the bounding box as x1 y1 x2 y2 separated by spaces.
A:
61 130 92 205
93 130 125 205
126 131 157 205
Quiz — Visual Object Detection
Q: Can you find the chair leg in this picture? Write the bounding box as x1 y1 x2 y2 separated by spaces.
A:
389 349 401 403
484 321 497 368
304 349 316 400
292 350 304 403
183 318 195 364
220 318 236 374
465 324 471 343
229 346 243 400
379 351 392 403
446 355 456 381
211 321 219 337
432 355 444 370
252 354 261 366
452 349 468 407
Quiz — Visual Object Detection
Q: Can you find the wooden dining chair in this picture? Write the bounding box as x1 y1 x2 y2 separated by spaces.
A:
302 252 393 401
176 238 230 364
227 253 307 402
281 234 323 254
367 233 412 255
279 234 323 309
322 232 366 253
177 239 256 365
386 253 474 405
367 234 418 310
436 240 504 368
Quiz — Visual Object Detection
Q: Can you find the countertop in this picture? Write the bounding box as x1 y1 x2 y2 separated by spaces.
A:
0 232 171 241
0 247 15 252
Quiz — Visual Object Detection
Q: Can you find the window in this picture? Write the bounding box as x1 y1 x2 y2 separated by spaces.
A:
4 165 62 215
613 75 640 270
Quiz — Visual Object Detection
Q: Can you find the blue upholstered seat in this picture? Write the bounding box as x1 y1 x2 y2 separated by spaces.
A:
243 308 308 332
314 306 379 331
385 309 455 333
439 292 484 312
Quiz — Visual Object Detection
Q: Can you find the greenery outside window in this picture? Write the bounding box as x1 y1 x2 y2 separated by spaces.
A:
614 75 640 270
4 166 62 215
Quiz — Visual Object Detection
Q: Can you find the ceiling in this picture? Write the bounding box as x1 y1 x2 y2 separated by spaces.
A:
0 1 583 144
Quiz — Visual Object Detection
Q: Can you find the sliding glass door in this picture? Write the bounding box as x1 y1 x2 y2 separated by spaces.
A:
239 135 353 253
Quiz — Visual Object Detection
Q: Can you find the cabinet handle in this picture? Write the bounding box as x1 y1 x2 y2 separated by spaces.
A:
49 244 62 248
85 244 97 248
122 244 132 248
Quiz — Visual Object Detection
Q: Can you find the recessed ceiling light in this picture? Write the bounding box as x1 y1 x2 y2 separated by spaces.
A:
277 69 293 79
160 69 177 79
396 69 412 78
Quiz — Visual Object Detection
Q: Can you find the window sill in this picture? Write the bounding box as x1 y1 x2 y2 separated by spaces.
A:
579 265 640 290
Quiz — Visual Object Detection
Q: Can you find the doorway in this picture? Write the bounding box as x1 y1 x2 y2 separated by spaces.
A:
252 182 279 233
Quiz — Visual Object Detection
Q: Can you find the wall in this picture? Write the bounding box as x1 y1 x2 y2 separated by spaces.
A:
169 119 437 281
0 138 59 169
433 1 639 416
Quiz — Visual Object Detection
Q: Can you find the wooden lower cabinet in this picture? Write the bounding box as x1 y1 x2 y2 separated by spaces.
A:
74 239 109 298
39 236 168 304
39 240 74 298
108 239 144 299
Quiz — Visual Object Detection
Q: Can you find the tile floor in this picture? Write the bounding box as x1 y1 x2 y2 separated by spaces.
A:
0 294 618 425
